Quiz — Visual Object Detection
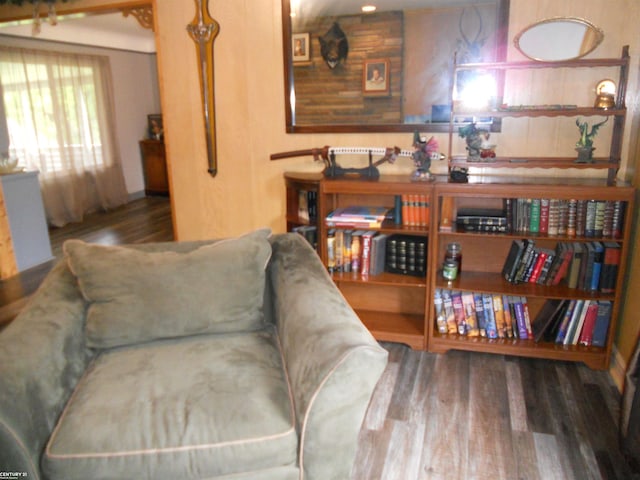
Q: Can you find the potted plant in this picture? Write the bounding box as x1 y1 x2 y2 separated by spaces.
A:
575 117 608 163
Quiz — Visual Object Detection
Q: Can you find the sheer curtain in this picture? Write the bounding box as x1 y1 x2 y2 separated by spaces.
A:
0 46 128 227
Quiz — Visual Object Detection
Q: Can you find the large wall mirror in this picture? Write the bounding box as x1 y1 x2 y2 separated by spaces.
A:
282 0 510 133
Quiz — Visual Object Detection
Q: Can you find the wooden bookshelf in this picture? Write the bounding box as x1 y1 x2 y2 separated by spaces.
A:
283 173 634 369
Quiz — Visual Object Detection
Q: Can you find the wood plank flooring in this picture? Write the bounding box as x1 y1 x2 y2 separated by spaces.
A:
353 343 638 480
0 196 174 328
0 196 636 479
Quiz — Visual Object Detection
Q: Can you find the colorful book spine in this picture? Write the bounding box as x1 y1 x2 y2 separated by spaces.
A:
474 293 487 337
512 296 529 339
539 198 550 234
482 294 498 339
462 292 479 336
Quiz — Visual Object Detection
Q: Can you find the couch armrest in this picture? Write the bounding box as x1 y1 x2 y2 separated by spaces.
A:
0 261 90 479
268 233 388 480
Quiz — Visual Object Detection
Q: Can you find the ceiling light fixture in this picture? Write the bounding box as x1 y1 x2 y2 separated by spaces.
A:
361 5 377 13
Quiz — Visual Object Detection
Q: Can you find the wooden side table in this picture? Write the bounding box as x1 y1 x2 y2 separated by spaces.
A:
139 139 169 196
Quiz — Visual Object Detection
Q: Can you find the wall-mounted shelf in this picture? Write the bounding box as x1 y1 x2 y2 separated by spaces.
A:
448 46 630 184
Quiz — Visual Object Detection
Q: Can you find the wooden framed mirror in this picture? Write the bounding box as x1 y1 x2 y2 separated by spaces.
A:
514 17 604 62
281 0 510 133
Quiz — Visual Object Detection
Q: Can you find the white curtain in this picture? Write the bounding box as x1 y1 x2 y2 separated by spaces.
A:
0 46 128 227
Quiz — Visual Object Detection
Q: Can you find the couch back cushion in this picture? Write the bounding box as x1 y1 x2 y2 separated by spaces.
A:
63 229 272 349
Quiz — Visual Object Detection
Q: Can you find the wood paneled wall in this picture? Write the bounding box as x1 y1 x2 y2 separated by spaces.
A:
292 12 403 125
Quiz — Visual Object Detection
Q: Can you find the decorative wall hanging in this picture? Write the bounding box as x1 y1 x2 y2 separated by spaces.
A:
319 22 348 69
187 0 220 177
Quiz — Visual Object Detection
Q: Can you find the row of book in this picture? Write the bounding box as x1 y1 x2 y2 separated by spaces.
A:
434 289 611 346
398 195 430 228
506 198 625 237
531 298 612 347
455 199 626 238
501 239 620 291
297 190 318 224
326 200 430 230
435 290 533 339
327 230 427 277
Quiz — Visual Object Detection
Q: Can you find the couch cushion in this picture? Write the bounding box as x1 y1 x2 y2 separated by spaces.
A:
63 228 272 349
42 330 298 480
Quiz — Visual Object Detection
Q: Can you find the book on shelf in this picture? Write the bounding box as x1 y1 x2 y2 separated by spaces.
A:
600 242 621 293
592 300 612 347
529 198 541 234
325 205 392 228
400 194 430 227
452 292 467 335
594 200 606 237
492 294 507 338
566 199 577 237
342 230 353 272
563 299 586 346
501 196 626 239
585 200 597 237
502 294 514 338
531 298 567 343
502 239 525 283
441 290 458 334
554 300 578 344
612 200 625 238
587 241 604 292
369 233 388 276
482 293 498 339
513 239 536 284
462 291 479 336
510 296 529 339
576 200 587 237
359 231 376 276
474 293 487 337
567 242 585 289
539 198 550 234
547 243 574 286
557 199 569 236
385 235 427 277
577 301 600 346
434 289 448 334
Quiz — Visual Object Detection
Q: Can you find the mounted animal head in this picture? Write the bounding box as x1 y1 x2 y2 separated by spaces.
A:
456 6 486 64
319 22 348 69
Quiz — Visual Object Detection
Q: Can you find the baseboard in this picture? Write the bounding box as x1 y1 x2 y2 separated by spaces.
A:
128 190 146 201
610 346 627 393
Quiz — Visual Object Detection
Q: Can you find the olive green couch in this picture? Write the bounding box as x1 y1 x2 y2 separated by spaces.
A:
0 230 388 480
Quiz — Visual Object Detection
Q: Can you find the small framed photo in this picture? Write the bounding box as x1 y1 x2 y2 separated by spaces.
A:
147 114 163 140
292 33 310 63
363 58 390 96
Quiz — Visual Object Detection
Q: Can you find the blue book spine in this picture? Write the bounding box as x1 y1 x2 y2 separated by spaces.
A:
592 301 612 347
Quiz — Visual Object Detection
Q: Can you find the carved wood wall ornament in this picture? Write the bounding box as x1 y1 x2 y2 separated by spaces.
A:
187 0 220 177
121 6 154 32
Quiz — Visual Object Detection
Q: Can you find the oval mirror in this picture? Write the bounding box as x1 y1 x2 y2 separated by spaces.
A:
514 17 604 62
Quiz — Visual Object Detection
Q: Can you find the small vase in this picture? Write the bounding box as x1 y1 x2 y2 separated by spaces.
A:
575 146 595 163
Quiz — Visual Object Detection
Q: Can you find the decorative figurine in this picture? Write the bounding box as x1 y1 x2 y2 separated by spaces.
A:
411 131 439 181
575 117 608 163
458 123 494 161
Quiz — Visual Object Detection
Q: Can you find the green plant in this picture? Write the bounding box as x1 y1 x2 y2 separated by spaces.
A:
575 117 608 149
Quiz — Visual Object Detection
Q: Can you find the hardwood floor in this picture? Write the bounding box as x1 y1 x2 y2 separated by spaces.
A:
0 196 636 479
353 343 638 480
0 196 174 328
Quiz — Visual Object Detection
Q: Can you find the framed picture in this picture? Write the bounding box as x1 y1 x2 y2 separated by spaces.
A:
362 58 390 96
292 33 310 63
147 114 163 140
